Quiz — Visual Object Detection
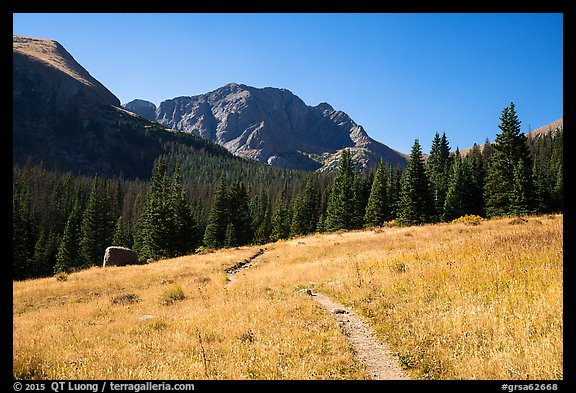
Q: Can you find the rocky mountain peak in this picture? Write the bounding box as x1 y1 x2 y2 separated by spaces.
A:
126 84 408 171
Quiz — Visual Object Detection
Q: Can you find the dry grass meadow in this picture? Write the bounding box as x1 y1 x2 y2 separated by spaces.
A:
13 214 563 380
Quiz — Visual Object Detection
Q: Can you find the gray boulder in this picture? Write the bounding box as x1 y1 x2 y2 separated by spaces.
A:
103 246 138 267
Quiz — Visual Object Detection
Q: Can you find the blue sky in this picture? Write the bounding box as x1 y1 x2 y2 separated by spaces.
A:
13 13 563 154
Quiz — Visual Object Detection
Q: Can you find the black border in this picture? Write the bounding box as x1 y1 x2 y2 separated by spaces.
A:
5 1 573 392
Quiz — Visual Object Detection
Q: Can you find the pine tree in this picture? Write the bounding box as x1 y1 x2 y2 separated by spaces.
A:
112 215 133 248
79 176 114 266
325 149 357 231
443 150 466 221
270 199 290 242
484 102 533 217
398 139 434 226
170 161 198 255
55 195 83 274
462 144 485 216
291 178 321 236
32 228 58 277
134 158 174 260
13 190 37 280
426 132 451 220
531 158 550 214
386 167 402 220
203 177 229 249
510 158 533 215
290 194 307 237
228 181 253 246
364 160 388 227
254 207 272 244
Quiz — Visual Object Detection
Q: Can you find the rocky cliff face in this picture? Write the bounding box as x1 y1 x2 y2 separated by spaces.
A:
125 83 408 171
13 35 231 178
123 99 157 121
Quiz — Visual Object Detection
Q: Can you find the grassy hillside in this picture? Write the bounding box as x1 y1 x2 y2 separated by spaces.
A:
13 214 562 380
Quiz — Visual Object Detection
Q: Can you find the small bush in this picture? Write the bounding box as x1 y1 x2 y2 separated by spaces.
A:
451 214 485 225
161 285 185 306
55 272 68 282
111 293 141 305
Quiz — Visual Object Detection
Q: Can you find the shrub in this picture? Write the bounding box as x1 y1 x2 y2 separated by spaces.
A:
161 284 185 305
451 214 485 225
111 293 141 305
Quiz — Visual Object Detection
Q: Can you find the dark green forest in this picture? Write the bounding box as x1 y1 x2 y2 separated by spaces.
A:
13 103 563 280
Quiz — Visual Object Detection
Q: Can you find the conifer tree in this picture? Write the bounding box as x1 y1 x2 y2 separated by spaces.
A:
203 177 229 249
443 150 466 221
170 161 198 255
270 199 290 242
386 167 402 220
291 178 321 236
80 176 114 266
32 228 59 277
55 194 83 274
364 160 388 227
398 139 433 226
462 144 486 216
112 215 133 248
325 149 357 231
254 207 272 244
426 132 451 220
510 158 533 215
134 158 173 260
13 190 37 280
228 181 253 246
484 102 533 217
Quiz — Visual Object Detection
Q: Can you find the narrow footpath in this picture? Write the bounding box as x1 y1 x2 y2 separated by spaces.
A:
223 247 410 380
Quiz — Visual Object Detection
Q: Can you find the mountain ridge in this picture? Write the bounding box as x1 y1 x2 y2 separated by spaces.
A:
124 83 409 171
13 35 236 179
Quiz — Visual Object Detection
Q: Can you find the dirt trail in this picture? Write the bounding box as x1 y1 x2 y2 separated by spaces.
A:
224 248 265 288
312 292 410 380
223 247 410 380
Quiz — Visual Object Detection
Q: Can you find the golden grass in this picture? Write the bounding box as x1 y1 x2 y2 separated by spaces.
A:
13 215 562 380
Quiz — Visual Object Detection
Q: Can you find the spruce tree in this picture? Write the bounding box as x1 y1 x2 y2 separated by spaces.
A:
426 132 451 220
290 194 306 237
510 158 533 215
484 102 533 217
13 190 37 280
270 199 290 242
398 139 434 226
228 181 253 246
80 176 114 266
203 177 229 249
443 150 466 221
364 160 388 227
325 149 357 231
32 228 58 277
291 178 321 236
112 215 133 248
462 144 485 216
170 161 198 255
254 207 272 244
134 158 173 260
386 167 402 220
55 195 83 274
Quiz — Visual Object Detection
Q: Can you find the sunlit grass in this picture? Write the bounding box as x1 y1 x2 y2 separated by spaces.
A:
13 214 562 380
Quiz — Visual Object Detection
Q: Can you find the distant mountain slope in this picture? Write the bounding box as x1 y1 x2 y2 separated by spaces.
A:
13 35 234 179
461 117 563 155
124 84 408 171
526 117 563 139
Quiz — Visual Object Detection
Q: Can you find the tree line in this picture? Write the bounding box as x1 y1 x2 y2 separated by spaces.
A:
13 102 563 280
